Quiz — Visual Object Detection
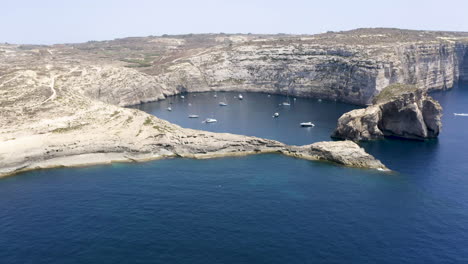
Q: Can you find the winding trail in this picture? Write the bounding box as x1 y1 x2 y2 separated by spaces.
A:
42 75 57 104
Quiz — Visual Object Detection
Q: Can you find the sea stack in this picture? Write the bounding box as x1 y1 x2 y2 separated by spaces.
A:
332 84 443 141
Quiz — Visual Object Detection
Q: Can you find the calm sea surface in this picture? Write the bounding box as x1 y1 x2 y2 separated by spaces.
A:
1 84 468 263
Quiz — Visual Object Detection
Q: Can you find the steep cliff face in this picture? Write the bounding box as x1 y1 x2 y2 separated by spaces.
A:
154 40 468 106
4 29 465 107
332 84 443 141
378 43 468 92
157 44 380 105
459 46 468 83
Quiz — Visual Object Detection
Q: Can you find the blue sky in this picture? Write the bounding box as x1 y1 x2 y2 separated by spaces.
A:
1 0 467 44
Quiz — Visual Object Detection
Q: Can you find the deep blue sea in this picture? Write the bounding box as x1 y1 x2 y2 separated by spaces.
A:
1 84 468 263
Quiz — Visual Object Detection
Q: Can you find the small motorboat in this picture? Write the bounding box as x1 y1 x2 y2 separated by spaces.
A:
180 95 185 99
203 118 217 123
188 115 199 118
273 112 280 118
214 94 217 98
317 99 322 102
267 94 271 97
219 102 228 106
167 107 172 111
300 122 315 127
454 113 468 116
282 102 291 106
238 94 243 100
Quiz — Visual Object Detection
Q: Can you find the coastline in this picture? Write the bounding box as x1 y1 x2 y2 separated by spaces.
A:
0 140 390 179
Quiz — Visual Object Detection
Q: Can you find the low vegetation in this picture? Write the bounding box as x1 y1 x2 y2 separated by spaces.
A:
373 83 418 104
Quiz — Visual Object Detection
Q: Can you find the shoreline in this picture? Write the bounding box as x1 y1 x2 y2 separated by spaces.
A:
0 142 391 179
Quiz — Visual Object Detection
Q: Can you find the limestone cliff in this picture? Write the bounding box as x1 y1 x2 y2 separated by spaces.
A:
332 84 442 141
156 38 468 105
3 28 467 107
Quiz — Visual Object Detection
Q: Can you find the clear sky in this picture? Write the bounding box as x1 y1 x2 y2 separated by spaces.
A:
2 0 467 44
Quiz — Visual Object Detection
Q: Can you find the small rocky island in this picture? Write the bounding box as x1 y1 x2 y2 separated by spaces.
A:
332 84 443 141
2 28 467 176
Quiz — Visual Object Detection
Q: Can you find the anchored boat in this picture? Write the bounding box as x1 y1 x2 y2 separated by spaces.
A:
300 122 315 127
203 118 217 123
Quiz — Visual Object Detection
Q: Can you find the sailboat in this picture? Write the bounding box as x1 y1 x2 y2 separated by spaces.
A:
219 94 228 106
282 90 292 106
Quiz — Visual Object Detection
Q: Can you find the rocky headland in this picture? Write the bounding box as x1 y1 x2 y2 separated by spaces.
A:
332 84 443 141
2 28 467 176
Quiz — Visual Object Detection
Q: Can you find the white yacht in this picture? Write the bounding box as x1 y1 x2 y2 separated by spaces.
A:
273 112 280 118
188 115 199 118
454 113 468 116
300 122 315 127
203 118 217 123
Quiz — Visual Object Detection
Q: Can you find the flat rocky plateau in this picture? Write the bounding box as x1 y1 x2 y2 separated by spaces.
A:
3 28 468 176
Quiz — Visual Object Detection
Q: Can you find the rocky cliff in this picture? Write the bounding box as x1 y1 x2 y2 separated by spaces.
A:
155 36 468 105
332 84 442 141
4 28 467 107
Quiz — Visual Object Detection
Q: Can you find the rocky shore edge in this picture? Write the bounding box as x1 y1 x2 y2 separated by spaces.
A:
0 129 389 178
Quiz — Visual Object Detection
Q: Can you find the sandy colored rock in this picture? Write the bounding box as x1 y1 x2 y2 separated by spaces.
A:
283 141 388 170
332 84 443 141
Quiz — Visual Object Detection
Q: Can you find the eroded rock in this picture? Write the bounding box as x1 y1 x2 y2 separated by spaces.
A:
332 84 443 141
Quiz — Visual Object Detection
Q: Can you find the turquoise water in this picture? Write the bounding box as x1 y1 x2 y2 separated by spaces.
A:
1 85 468 263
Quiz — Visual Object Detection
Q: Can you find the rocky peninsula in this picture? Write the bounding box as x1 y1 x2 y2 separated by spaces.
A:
2 28 467 176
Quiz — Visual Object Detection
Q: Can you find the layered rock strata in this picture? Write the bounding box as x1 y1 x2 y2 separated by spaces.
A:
332 84 442 141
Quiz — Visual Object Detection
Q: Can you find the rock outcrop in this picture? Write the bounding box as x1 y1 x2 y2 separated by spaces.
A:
283 141 387 169
332 84 443 141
